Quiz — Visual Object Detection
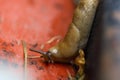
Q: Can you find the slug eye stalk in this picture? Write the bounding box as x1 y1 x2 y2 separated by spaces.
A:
29 48 54 63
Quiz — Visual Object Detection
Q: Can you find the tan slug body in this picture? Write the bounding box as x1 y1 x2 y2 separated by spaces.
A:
30 0 99 63
47 0 99 62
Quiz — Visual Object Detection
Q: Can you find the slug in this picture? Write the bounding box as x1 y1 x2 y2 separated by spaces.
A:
30 0 99 63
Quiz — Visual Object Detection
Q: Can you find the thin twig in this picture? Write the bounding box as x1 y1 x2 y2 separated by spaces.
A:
28 55 41 59
40 44 45 50
22 40 28 80
46 36 62 44
67 70 75 80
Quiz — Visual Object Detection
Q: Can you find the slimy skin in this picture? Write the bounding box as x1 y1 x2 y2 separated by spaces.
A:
47 0 99 63
30 0 99 63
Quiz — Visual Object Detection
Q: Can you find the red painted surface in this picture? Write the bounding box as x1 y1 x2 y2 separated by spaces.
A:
0 0 75 80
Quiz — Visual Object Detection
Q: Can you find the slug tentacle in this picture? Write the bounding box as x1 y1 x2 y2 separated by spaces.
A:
29 48 54 63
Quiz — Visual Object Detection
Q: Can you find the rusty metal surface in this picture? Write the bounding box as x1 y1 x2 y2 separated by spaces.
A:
0 0 75 80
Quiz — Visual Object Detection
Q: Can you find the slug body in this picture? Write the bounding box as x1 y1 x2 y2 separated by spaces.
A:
47 0 99 63
30 0 99 63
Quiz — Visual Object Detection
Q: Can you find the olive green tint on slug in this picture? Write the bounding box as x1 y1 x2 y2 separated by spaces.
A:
48 0 99 63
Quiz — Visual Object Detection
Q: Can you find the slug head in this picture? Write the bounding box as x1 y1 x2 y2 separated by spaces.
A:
29 48 54 63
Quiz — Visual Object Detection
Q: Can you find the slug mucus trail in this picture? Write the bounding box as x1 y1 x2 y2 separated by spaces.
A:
30 0 99 63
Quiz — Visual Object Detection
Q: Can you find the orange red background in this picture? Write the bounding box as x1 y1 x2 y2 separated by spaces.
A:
0 0 76 80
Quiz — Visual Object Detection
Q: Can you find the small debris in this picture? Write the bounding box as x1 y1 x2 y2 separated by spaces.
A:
32 43 38 48
40 44 45 50
57 75 64 80
36 65 44 70
1 42 7 46
10 43 15 47
29 60 37 65
28 55 40 59
2 49 15 57
67 70 74 80
46 36 62 44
